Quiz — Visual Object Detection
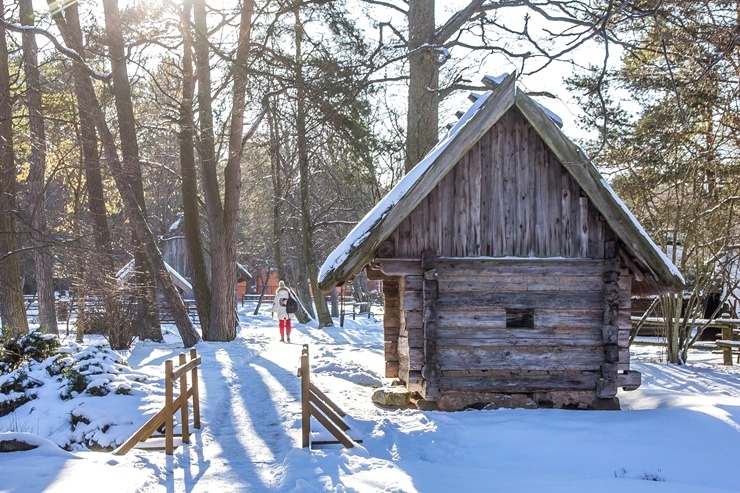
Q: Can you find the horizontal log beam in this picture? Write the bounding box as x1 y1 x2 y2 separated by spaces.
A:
376 258 423 276
439 372 599 392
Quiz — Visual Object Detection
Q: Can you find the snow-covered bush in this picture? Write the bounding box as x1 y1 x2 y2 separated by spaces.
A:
0 332 60 416
1 341 149 450
0 332 60 373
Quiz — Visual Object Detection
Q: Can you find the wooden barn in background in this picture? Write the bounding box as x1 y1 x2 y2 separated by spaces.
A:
319 73 684 411
159 214 251 300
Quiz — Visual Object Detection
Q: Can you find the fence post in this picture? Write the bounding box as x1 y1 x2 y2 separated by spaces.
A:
165 359 174 455
190 348 201 428
301 345 310 448
179 353 190 444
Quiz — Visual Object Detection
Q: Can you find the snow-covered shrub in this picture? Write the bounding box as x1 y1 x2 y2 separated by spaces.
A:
53 344 142 400
59 368 88 400
1 342 149 450
0 371 42 416
0 332 60 373
0 333 59 416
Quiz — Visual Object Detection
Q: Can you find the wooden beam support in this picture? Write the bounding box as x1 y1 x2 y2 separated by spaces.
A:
376 258 423 276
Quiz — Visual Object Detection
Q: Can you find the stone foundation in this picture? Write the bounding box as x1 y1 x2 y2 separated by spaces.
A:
371 386 621 411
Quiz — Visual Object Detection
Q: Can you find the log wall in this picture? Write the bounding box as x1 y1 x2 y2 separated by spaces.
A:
379 256 638 403
430 259 608 393
383 280 400 378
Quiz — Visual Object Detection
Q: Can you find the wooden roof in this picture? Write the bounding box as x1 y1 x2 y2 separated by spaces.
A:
319 73 684 296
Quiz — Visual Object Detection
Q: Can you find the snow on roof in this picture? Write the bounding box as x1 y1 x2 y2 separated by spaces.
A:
115 259 135 281
168 212 184 233
166 262 193 292
482 73 563 128
115 258 193 293
599 177 684 283
236 261 252 280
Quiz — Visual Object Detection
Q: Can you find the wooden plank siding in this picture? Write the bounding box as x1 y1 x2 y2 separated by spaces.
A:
381 253 625 398
618 269 633 373
391 108 606 259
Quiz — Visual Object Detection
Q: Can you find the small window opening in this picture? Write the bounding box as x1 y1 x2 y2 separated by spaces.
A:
506 308 534 328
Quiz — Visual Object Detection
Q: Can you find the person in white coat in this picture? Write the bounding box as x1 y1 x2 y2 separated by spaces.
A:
271 280 292 342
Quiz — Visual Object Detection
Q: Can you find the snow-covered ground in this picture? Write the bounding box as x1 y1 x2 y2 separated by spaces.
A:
2 303 740 493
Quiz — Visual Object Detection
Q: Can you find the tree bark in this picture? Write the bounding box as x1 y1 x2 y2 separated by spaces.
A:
405 0 486 171
406 0 438 172
178 0 211 335
102 0 162 343
48 0 200 347
268 101 286 283
294 6 332 328
192 0 255 341
20 0 57 334
63 3 115 275
268 103 312 325
192 0 220 340
64 2 119 350
0 0 30 336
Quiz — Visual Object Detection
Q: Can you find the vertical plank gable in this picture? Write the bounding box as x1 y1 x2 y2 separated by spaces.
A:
480 124 493 256
387 106 620 263
454 152 469 256
468 140 482 256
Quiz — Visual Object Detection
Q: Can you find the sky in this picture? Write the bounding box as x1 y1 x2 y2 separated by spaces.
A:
2 302 740 493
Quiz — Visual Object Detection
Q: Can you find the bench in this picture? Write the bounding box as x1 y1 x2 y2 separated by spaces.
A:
240 293 275 306
350 302 373 319
715 340 740 365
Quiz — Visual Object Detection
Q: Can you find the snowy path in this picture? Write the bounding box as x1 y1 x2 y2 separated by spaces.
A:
127 307 382 493
150 316 309 492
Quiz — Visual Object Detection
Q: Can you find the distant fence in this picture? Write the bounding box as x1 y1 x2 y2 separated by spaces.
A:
21 295 199 326
20 293 377 328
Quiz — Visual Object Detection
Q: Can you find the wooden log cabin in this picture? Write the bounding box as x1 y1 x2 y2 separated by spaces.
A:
319 73 684 410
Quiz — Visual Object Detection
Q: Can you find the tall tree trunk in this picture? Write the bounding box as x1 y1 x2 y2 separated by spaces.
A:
66 2 118 351
268 101 286 282
0 1 30 336
220 0 254 339
178 0 211 335
406 0 438 172
294 6 332 328
20 0 57 334
405 0 486 171
192 0 255 341
664 293 683 364
192 0 220 340
48 0 200 347
63 3 115 274
71 169 86 343
102 0 162 342
268 104 311 324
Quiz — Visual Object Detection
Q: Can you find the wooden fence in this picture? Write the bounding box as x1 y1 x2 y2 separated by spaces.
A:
114 348 202 455
632 316 740 365
299 344 360 449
